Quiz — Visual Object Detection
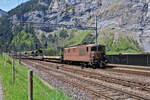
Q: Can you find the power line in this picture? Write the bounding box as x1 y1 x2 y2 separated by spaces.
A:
11 21 96 30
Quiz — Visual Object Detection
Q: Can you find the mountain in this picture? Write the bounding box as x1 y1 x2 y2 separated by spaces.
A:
1 0 149 54
0 9 6 17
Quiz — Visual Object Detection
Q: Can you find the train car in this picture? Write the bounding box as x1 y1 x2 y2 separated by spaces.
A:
63 44 107 68
43 56 61 62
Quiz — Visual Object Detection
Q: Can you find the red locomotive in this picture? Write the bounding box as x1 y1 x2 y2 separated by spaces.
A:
63 44 107 68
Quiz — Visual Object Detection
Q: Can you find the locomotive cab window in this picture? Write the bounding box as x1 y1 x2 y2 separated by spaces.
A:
91 47 97 52
99 46 105 52
91 46 104 52
98 46 103 51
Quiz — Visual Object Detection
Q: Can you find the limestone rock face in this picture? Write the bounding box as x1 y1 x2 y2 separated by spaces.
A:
10 0 150 51
0 9 6 18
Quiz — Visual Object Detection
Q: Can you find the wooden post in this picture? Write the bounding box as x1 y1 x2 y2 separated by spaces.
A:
28 70 33 100
19 52 21 64
4 54 7 70
2 53 5 63
2 52 4 62
12 58 15 84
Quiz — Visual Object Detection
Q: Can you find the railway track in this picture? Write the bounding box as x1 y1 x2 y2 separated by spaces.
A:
42 57 150 77
106 64 150 77
23 57 150 76
23 59 150 100
31 59 150 93
108 64 150 71
105 68 150 77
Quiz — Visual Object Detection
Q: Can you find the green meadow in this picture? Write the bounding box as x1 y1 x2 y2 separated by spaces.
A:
0 54 72 100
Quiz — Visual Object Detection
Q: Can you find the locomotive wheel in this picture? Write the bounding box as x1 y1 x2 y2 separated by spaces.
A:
100 63 103 68
85 64 89 68
67 61 71 65
81 63 84 69
92 64 97 69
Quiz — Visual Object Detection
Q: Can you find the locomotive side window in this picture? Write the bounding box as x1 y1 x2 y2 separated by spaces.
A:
73 48 76 53
79 47 86 56
68 49 70 53
91 46 105 52
86 47 88 52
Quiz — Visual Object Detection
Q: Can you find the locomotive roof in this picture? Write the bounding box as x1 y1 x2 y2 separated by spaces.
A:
65 44 105 49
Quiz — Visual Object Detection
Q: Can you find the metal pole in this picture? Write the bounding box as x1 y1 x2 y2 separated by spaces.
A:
95 15 98 45
56 34 58 56
2 52 4 62
56 15 58 56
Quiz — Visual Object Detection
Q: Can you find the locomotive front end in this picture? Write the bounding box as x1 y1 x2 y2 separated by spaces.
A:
90 45 107 68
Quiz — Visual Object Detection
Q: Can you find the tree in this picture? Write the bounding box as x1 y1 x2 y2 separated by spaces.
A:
59 29 68 38
41 34 47 47
48 34 56 43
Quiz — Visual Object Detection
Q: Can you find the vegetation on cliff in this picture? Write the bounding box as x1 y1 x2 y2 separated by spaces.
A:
0 0 143 54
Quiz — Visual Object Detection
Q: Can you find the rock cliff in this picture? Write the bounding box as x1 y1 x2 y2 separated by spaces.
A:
0 9 6 17
3 0 150 52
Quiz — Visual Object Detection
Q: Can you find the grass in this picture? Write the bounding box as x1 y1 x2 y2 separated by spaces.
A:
98 28 142 55
0 54 72 100
65 30 92 46
64 28 142 55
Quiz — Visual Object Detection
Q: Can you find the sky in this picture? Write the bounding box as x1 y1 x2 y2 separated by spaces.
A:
0 0 30 12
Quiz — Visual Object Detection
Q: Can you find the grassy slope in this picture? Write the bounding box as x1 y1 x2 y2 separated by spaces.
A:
98 28 142 54
64 29 142 54
65 30 92 46
0 54 71 100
